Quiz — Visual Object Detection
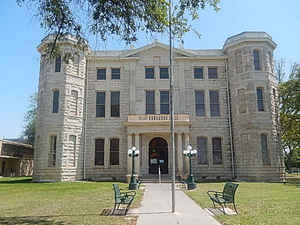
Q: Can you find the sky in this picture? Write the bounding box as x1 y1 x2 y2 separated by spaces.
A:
0 0 299 139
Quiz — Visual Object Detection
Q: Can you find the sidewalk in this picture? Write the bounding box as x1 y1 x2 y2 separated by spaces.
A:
129 183 221 225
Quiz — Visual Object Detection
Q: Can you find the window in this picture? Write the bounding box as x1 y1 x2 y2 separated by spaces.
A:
253 50 261 70
238 89 246 113
261 134 271 165
70 90 78 116
145 67 154 79
160 67 169 79
111 91 120 117
55 55 61 72
146 90 155 114
110 138 119 165
268 52 273 73
69 135 76 167
209 90 220 116
111 68 120 79
97 68 106 80
256 87 264 111
96 92 105 117
197 137 208 164
212 137 222 164
48 135 57 167
95 138 104 166
195 90 205 116
52 90 59 113
208 67 218 79
160 91 169 114
194 67 203 79
235 50 243 74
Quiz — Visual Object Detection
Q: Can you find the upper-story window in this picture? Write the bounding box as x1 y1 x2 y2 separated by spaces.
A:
111 91 120 117
97 68 106 80
55 55 61 72
208 67 218 79
160 91 169 114
95 138 104 166
48 135 57 167
70 90 78 116
197 137 208 164
96 92 105 117
256 87 265 111
253 50 261 71
194 67 204 79
111 68 120 79
145 67 155 79
160 67 169 79
209 90 220 117
268 52 274 73
52 90 59 113
110 138 119 165
195 90 205 116
146 90 155 114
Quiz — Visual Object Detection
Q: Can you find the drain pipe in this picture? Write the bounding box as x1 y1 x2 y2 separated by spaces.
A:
82 50 89 180
225 58 236 179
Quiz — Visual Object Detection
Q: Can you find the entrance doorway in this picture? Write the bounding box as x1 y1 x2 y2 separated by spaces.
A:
149 137 168 174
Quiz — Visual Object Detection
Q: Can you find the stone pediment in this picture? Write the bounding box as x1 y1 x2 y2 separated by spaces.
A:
120 41 196 58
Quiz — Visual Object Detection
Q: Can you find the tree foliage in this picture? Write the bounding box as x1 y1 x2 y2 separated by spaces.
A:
23 94 38 145
277 63 300 169
17 0 220 50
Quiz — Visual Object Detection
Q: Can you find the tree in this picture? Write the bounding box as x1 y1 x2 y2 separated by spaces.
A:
17 0 220 55
277 63 300 169
23 93 38 145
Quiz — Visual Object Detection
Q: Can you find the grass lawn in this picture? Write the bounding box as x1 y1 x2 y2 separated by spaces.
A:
185 176 300 225
0 177 143 225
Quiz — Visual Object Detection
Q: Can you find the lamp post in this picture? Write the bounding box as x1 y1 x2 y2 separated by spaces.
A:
183 144 197 190
128 146 139 190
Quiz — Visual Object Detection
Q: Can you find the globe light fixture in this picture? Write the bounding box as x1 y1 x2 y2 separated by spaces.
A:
183 144 197 190
128 146 139 190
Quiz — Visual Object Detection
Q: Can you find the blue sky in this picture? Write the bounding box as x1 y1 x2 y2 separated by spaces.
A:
0 0 299 139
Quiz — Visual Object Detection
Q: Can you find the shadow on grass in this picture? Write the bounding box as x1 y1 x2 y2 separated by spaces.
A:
285 177 300 188
0 213 107 225
0 178 32 184
0 216 67 225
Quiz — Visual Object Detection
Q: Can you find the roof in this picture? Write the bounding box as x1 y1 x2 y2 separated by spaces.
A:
0 139 33 149
223 31 277 50
91 41 225 58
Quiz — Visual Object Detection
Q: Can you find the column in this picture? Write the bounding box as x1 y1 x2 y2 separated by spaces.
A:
184 133 190 176
134 133 140 176
127 134 132 182
177 133 184 178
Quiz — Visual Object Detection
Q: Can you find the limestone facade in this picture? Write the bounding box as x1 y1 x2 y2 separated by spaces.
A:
33 32 282 182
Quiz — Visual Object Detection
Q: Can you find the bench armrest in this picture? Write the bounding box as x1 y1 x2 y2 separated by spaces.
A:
124 190 136 197
207 191 223 199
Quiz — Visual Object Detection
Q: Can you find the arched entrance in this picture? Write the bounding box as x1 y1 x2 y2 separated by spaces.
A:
149 137 168 174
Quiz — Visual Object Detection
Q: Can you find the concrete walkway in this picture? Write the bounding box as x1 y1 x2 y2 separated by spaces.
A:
129 183 221 225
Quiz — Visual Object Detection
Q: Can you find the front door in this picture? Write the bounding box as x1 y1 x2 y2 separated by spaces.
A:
149 137 168 174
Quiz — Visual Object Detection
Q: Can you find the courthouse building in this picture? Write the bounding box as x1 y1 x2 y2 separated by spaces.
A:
33 31 282 182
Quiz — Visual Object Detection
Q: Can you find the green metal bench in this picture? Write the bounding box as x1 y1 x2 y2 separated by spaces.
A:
112 184 136 215
207 182 239 214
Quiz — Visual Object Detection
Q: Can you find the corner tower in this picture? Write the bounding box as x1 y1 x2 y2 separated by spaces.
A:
34 35 89 181
223 32 281 181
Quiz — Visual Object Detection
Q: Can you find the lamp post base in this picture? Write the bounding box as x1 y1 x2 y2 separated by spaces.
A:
128 175 138 190
187 174 196 190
